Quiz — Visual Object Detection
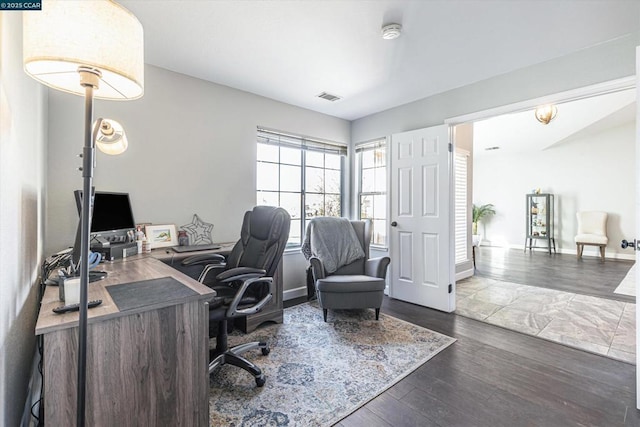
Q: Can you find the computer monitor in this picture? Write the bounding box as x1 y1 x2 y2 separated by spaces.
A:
72 190 136 268
73 190 136 234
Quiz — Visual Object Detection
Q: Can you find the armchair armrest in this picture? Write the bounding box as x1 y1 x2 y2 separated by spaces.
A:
365 256 390 279
309 256 326 280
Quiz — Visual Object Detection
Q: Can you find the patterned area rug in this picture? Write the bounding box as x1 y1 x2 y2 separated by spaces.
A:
209 302 456 426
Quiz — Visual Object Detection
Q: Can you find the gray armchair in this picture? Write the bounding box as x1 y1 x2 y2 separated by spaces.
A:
308 219 390 322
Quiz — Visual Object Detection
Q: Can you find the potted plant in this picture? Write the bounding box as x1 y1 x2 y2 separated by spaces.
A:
472 203 496 246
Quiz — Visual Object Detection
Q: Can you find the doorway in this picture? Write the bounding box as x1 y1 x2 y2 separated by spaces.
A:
450 80 636 363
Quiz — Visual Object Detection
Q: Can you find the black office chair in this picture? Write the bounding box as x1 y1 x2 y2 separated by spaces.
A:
181 206 290 387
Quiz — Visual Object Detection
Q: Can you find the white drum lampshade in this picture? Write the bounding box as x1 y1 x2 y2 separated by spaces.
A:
23 0 144 100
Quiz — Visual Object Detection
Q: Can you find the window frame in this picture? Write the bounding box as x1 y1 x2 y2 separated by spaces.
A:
356 138 388 249
256 127 347 248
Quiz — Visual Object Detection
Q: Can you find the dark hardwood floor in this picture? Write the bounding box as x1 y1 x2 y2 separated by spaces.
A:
284 247 638 426
475 246 635 303
333 297 639 427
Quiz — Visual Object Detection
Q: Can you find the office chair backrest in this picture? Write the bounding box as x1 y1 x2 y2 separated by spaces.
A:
226 206 291 276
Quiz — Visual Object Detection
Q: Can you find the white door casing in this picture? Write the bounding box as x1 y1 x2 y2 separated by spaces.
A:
635 45 639 410
389 125 455 312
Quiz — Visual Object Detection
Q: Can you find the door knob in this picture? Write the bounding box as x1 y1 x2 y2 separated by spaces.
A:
391 221 398 227
621 239 637 250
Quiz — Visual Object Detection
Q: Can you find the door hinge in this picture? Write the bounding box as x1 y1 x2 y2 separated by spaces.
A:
448 283 453 293
448 143 453 152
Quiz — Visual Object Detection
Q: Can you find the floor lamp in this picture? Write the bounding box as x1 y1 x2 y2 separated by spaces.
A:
22 2 144 425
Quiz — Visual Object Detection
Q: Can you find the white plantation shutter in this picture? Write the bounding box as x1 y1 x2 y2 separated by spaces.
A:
455 150 469 264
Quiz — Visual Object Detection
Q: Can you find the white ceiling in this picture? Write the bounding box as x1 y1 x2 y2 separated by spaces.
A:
118 0 640 121
473 89 637 156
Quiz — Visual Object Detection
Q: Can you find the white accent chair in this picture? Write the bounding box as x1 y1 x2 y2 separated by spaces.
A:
575 211 608 261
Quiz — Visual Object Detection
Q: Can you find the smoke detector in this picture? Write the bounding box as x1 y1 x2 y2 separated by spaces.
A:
381 23 402 40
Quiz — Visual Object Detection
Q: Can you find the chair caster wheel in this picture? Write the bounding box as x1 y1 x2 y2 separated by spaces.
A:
261 347 270 356
255 375 266 387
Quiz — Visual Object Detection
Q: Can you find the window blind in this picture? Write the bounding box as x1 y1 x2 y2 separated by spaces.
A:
257 127 347 156
355 138 386 153
454 150 469 265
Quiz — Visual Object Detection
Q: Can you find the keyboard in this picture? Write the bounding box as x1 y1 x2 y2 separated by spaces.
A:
172 243 221 253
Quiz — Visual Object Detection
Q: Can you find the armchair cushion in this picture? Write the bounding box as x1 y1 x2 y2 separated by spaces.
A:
316 275 386 293
575 234 608 245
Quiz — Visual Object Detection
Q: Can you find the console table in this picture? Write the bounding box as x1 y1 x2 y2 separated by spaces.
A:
35 256 214 425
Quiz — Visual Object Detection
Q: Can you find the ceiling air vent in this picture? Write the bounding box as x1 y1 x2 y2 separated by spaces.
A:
317 92 341 102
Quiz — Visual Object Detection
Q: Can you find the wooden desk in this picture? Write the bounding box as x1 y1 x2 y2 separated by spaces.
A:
36 256 214 426
154 244 284 333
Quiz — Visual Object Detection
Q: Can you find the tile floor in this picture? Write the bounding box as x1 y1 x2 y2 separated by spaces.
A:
615 264 636 297
456 275 636 364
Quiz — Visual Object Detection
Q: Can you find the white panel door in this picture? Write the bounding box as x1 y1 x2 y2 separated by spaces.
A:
390 125 454 312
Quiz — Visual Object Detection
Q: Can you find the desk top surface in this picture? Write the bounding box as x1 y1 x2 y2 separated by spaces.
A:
35 246 233 335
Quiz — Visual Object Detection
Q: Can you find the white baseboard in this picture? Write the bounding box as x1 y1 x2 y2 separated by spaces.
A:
495 243 637 261
283 286 307 301
456 267 474 281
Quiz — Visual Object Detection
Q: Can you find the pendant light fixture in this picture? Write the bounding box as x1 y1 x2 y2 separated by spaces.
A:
534 104 558 124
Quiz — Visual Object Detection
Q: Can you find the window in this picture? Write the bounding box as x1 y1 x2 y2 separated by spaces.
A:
454 149 469 264
356 139 387 247
256 128 346 246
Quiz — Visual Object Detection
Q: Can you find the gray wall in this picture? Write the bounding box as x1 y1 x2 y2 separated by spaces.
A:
46 65 351 298
352 35 639 142
0 13 48 426
351 34 639 276
474 121 635 258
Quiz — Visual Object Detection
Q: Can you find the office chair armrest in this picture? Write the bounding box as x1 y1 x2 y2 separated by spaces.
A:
198 263 227 283
309 256 325 280
181 253 226 266
217 266 266 282
365 256 390 279
226 276 274 318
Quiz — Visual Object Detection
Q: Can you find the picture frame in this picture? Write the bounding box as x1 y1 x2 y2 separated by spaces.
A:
145 224 178 249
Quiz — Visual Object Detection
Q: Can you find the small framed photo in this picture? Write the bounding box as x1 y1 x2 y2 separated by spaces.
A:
145 224 178 249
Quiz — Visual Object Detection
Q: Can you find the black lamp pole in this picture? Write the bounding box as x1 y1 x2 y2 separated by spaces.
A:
77 66 100 427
